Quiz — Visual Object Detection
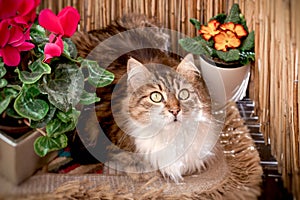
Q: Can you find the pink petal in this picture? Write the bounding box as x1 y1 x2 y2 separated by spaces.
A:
13 16 29 25
15 0 40 24
1 45 20 66
24 26 31 40
49 34 64 52
0 20 10 48
17 0 35 16
55 36 64 52
17 42 35 51
58 6 80 37
0 0 21 20
38 9 64 35
8 26 25 46
43 43 62 63
48 33 56 43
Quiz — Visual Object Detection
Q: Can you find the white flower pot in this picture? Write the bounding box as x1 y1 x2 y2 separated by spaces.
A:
199 56 250 111
0 130 57 184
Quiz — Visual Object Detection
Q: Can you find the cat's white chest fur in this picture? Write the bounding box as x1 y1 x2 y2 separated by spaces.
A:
132 116 218 182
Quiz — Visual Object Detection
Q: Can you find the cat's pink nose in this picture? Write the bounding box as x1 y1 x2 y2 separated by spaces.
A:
169 109 180 116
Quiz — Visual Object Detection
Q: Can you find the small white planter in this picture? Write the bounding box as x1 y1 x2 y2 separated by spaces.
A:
0 130 56 184
199 56 250 111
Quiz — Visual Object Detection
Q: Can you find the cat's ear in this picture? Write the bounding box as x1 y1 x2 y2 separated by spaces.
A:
177 54 201 81
127 57 151 89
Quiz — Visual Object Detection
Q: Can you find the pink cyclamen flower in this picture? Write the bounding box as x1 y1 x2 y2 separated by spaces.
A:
43 34 64 63
0 0 39 66
0 21 34 66
0 0 40 27
38 6 80 62
38 6 80 37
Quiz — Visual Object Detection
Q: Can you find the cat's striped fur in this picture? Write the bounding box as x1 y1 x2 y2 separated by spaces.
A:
72 14 222 182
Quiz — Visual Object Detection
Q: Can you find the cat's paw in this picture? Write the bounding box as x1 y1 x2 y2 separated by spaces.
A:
104 151 161 181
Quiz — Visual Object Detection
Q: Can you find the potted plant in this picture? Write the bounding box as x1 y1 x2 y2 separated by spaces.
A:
0 0 114 184
179 4 255 110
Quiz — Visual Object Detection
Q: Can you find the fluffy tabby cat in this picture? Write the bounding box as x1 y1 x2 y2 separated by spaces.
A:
72 14 222 182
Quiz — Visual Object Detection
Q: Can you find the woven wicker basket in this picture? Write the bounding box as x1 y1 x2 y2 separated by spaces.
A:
0 102 263 200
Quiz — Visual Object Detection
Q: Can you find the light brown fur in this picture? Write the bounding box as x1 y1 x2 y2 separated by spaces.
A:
72 14 221 182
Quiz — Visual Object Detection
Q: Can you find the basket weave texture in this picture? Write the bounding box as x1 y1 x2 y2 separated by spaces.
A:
0 102 263 200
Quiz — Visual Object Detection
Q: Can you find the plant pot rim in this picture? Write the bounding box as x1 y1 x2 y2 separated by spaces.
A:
0 129 36 146
200 55 245 69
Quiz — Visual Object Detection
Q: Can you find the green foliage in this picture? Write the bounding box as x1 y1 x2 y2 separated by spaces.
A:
81 59 115 88
189 18 201 30
216 49 240 62
39 64 84 112
0 25 115 157
210 13 227 24
62 38 78 59
0 62 7 88
240 31 255 51
80 90 101 105
0 88 19 114
179 36 214 57
240 51 255 65
14 84 49 121
224 4 241 24
15 58 51 84
34 134 68 157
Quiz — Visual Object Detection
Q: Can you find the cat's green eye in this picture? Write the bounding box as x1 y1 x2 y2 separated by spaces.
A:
150 92 163 103
178 89 190 100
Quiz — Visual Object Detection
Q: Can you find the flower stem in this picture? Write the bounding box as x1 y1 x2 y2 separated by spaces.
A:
23 119 47 136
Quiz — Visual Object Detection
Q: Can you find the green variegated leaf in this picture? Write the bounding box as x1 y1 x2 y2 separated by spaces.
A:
224 4 241 24
63 38 78 59
46 108 80 137
39 64 84 112
30 24 48 46
240 51 255 65
0 63 7 88
0 79 7 88
6 107 23 118
34 134 68 157
240 31 255 51
56 111 70 123
15 58 51 84
80 90 101 105
46 117 75 138
179 37 214 56
215 49 240 62
7 84 22 91
30 24 46 38
30 104 57 128
0 88 19 114
63 41 70 57
81 59 114 87
13 85 49 121
189 18 201 30
0 63 6 78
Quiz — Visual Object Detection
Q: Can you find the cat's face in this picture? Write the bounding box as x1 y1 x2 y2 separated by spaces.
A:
126 54 211 127
111 54 218 181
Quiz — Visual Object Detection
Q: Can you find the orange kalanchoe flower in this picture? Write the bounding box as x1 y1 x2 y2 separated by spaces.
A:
220 22 235 32
214 30 241 52
220 22 248 38
234 24 248 38
199 20 220 41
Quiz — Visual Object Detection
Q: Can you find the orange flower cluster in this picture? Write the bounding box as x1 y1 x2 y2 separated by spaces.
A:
199 20 248 52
